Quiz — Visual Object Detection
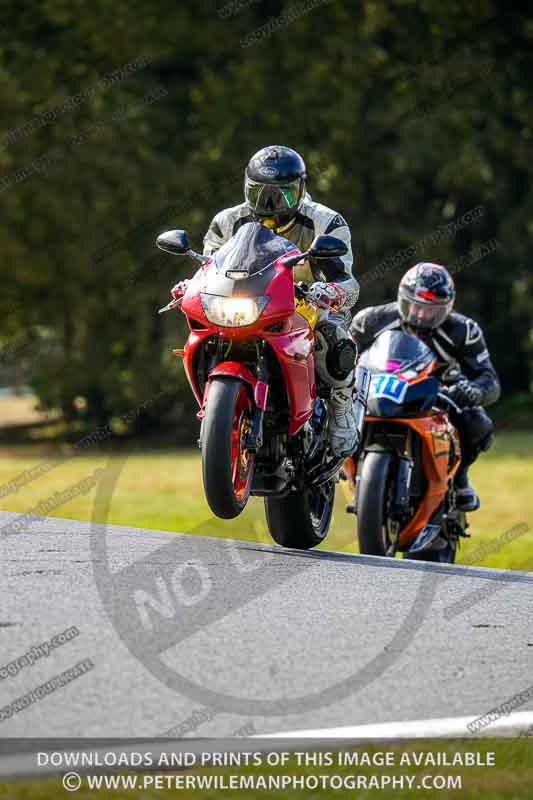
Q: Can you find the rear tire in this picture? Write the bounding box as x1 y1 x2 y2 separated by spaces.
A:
356 451 394 556
265 481 335 549
202 378 254 519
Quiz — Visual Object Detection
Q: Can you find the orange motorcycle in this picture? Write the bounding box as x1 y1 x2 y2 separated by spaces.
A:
344 329 469 563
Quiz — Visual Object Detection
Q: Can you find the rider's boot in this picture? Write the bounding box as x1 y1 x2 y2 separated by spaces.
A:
328 386 359 458
454 463 480 512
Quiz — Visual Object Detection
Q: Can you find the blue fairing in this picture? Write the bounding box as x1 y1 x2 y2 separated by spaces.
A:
367 375 439 417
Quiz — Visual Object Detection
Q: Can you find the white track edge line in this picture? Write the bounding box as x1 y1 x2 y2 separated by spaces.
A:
1 713 532 780
260 711 533 739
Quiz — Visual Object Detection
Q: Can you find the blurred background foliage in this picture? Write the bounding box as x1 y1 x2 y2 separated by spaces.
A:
0 0 532 442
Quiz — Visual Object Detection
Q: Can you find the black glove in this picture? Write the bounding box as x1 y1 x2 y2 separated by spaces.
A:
449 379 484 407
294 281 309 300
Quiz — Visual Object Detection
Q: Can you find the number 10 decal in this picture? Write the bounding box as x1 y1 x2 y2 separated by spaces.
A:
370 373 408 404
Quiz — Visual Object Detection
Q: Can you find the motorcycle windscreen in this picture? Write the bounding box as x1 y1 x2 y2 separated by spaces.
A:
362 329 435 375
360 330 438 417
208 221 297 298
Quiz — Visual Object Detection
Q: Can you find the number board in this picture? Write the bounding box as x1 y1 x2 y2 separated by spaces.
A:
369 373 409 404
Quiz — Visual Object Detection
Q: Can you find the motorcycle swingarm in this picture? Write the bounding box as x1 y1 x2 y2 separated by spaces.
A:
251 458 293 496
307 457 345 487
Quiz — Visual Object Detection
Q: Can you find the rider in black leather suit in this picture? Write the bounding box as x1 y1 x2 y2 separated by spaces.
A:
351 262 500 511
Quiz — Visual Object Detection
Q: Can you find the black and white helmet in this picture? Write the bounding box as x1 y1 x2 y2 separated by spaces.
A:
244 145 306 230
398 263 455 330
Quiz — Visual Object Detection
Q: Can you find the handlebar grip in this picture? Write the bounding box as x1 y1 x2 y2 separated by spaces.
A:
436 392 463 415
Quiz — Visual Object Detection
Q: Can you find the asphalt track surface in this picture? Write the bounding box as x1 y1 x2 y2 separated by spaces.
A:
1 511 532 740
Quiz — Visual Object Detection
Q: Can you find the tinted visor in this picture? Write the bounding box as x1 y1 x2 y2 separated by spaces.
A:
399 296 452 329
245 177 303 217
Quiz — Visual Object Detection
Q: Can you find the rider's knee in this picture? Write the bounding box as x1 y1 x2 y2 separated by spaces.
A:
315 320 357 385
459 407 494 450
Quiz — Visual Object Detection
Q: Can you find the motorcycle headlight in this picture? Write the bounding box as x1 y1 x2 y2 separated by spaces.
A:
200 294 269 327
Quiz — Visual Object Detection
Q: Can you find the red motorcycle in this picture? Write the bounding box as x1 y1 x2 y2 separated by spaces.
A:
157 221 368 548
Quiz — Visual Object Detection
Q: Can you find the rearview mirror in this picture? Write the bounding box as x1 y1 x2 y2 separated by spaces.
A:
308 234 348 259
156 230 190 255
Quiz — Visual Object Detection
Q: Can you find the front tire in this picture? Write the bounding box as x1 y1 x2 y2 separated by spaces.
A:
202 378 254 519
265 481 335 549
356 451 394 556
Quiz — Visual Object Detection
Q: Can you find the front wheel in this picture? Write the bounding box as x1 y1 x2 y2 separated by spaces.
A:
356 451 394 556
201 378 255 519
264 481 335 549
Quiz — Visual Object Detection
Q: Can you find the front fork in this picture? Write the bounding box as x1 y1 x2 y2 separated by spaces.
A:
197 341 269 452
353 364 371 447
245 349 270 454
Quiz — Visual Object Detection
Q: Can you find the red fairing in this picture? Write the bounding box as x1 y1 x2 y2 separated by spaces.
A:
182 328 211 407
266 310 315 435
178 248 316 435
209 361 257 387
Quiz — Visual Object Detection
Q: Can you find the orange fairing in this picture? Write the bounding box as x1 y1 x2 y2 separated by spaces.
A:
362 411 461 547
343 454 356 486
400 412 460 546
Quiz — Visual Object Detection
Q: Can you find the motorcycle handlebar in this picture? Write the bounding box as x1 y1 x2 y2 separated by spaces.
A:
435 391 463 415
158 297 183 314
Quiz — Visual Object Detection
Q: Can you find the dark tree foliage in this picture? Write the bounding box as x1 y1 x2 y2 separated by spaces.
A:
0 0 531 433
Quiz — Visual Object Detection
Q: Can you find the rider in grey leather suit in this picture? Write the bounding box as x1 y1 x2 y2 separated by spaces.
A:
202 146 361 457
